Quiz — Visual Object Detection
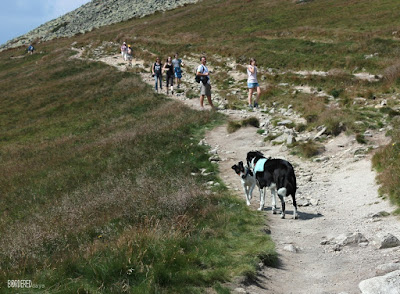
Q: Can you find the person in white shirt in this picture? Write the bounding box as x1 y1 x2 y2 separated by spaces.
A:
247 58 261 108
121 42 127 61
196 56 215 110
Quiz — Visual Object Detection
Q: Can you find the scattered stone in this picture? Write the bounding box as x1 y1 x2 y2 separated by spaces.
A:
286 135 296 145
359 270 400 294
371 211 391 218
209 148 218 155
314 127 327 140
283 244 299 253
364 130 373 137
325 233 369 248
313 156 329 163
297 199 310 207
277 119 293 126
233 287 246 293
376 262 400 276
372 233 400 249
209 154 221 162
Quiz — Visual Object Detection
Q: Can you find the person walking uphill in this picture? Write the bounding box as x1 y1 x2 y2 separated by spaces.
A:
121 42 127 61
163 56 175 95
172 53 184 88
247 58 261 109
152 57 163 93
196 56 215 110
127 45 133 67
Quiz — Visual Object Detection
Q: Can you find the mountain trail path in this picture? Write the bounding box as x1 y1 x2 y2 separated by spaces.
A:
71 45 400 294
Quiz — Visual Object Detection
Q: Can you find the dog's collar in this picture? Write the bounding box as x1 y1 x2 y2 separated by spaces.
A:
250 158 256 169
244 166 253 178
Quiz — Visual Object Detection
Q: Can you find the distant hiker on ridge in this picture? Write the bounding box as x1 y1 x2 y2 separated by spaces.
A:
121 42 127 61
127 45 133 67
27 44 34 55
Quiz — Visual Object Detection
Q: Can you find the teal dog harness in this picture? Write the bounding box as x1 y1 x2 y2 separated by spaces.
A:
254 158 268 173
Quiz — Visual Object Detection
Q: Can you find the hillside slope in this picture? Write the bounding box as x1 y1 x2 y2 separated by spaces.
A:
2 0 400 292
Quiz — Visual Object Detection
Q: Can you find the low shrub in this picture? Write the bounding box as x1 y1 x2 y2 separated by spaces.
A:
294 140 325 158
372 117 400 213
227 117 259 133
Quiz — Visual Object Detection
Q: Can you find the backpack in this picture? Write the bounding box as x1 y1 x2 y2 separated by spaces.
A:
195 65 208 84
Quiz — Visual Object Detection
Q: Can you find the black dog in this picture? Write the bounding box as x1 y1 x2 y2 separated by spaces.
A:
246 151 298 219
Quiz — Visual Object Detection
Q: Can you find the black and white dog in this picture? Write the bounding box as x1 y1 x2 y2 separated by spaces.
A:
231 161 259 206
246 151 298 219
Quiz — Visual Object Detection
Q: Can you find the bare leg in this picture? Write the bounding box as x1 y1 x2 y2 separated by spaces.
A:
248 88 254 106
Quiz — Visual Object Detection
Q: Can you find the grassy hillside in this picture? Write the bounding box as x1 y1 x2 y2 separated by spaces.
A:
0 41 276 293
2 0 400 292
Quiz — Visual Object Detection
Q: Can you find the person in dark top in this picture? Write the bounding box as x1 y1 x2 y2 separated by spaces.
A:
28 44 34 54
152 57 163 92
163 56 175 95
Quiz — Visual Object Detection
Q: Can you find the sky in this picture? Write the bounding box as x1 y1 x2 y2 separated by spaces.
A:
0 0 91 45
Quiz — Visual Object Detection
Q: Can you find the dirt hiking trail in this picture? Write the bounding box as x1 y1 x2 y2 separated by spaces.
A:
72 45 400 294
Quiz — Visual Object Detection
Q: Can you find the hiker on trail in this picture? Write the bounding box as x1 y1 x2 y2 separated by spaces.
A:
247 58 261 109
127 45 133 67
172 53 184 89
152 57 163 93
196 56 215 110
27 44 34 54
163 56 175 95
121 42 127 61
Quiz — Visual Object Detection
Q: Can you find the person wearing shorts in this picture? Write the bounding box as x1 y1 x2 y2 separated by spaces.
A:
172 53 184 88
127 45 133 67
163 56 175 95
247 58 261 109
197 56 214 110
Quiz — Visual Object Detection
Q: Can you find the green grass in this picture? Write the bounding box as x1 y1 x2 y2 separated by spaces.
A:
372 117 400 214
0 36 276 292
3 0 400 290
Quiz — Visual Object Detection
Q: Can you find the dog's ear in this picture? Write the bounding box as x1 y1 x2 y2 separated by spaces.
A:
231 165 237 170
239 161 243 166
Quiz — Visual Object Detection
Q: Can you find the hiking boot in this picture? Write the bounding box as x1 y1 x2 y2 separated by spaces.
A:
254 102 259 108
248 104 253 109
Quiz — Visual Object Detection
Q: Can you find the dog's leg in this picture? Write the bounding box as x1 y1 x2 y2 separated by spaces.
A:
248 183 254 201
270 185 277 214
258 187 265 211
248 182 255 203
243 185 251 206
291 194 298 219
277 187 287 219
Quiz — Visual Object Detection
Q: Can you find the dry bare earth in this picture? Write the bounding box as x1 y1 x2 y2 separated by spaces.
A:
74 45 400 294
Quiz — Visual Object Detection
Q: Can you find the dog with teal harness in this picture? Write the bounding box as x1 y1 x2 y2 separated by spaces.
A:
247 151 298 219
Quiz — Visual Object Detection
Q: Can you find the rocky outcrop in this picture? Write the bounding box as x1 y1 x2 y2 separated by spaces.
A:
359 270 400 294
0 0 199 51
